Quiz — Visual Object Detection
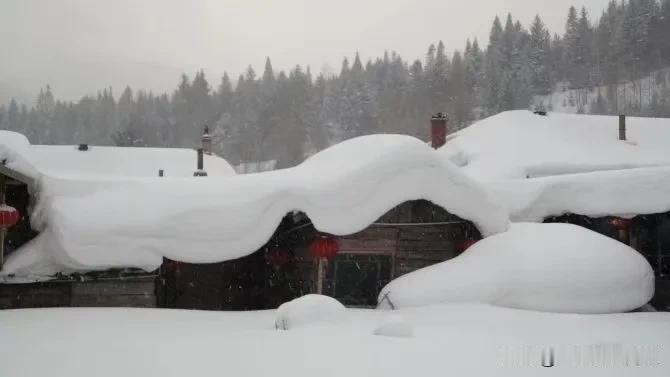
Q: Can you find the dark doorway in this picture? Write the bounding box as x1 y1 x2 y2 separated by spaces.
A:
325 254 392 307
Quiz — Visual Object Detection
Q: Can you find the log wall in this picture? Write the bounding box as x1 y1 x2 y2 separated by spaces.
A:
0 277 157 309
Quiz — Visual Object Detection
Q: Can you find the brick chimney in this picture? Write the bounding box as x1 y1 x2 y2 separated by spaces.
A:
202 125 212 155
430 113 448 149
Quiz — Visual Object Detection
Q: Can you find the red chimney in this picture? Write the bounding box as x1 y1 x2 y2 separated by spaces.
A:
430 113 448 149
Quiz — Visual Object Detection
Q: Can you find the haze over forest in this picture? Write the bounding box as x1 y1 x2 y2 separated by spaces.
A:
1 0 670 169
1 0 614 103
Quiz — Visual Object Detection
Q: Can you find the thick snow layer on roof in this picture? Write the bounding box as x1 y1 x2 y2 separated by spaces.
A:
31 145 236 178
441 111 670 219
0 130 236 179
1 134 508 280
379 223 654 314
2 305 669 376
489 166 670 221
442 110 670 181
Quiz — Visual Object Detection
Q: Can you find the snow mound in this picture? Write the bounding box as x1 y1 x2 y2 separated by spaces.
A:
379 223 654 314
0 134 509 280
275 294 345 330
372 315 413 338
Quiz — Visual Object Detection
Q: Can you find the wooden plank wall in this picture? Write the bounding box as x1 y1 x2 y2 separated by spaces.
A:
288 200 479 287
0 283 71 308
394 224 464 276
0 278 157 309
70 278 157 308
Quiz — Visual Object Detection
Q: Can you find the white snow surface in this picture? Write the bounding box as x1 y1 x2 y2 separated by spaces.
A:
372 314 413 338
0 133 508 280
441 111 670 219
379 223 654 314
1 305 668 376
275 294 346 330
488 166 670 222
0 130 236 179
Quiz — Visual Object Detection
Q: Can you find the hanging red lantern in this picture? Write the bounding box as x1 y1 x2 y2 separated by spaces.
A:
163 259 183 274
265 247 291 267
458 239 478 253
611 217 632 230
309 237 339 259
0 204 20 229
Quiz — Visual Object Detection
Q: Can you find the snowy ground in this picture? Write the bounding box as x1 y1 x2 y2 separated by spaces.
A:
1 305 668 377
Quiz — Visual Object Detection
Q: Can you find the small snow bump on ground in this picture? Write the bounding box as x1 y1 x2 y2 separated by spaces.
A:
275 294 346 330
373 315 413 338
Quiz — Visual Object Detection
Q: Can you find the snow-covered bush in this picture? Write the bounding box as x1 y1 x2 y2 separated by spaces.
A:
275 294 346 330
379 223 654 314
373 315 413 338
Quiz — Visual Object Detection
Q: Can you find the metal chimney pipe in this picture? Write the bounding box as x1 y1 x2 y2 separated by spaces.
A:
193 148 208 177
619 114 626 141
197 148 204 170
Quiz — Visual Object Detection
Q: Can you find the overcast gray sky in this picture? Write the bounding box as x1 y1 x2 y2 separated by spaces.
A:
1 0 612 103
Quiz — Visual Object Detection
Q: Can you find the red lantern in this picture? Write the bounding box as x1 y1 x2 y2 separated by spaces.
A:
611 217 632 230
0 204 20 229
458 239 478 253
163 259 183 274
309 237 339 259
265 247 291 267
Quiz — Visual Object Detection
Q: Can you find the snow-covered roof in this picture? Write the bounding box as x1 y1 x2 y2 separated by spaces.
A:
0 133 509 281
0 131 236 180
441 111 670 220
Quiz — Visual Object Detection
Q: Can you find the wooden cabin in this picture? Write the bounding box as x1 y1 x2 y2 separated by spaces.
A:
0 162 158 309
1 115 489 310
0 131 235 309
158 199 481 310
0 183 481 310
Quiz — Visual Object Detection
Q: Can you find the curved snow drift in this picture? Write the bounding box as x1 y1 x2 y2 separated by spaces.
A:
0 134 509 280
379 223 654 314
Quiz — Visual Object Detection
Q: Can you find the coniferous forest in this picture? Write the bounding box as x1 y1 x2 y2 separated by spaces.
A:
2 0 670 168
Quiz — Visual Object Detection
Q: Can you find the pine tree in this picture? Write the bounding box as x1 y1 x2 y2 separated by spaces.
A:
529 15 552 95
262 57 275 83
117 86 133 127
449 50 471 128
340 57 350 78
217 72 234 110
484 16 504 114
7 99 19 131
564 6 581 87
